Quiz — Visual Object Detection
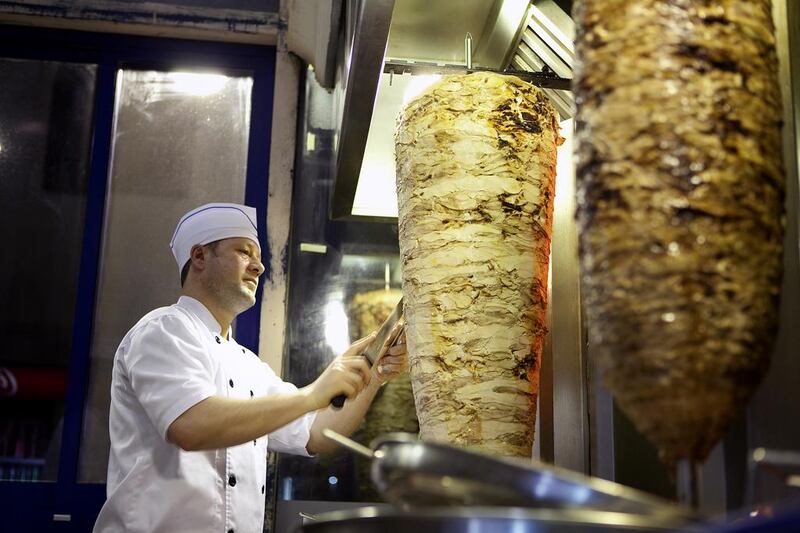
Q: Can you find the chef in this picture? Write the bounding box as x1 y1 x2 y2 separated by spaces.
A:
93 202 407 533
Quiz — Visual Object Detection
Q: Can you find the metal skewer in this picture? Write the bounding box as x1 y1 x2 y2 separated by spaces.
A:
464 32 473 70
676 458 702 509
322 428 384 459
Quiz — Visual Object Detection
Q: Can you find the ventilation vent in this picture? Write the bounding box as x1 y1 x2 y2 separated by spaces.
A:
509 0 575 119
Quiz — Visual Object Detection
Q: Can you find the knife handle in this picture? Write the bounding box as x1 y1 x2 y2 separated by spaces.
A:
330 352 373 409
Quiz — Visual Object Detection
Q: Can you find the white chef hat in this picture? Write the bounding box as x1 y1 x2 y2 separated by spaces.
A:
169 202 260 274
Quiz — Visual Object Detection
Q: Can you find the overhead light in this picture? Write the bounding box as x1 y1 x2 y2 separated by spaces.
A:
352 72 441 218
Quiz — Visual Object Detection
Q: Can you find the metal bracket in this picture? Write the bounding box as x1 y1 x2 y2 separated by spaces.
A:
383 59 571 91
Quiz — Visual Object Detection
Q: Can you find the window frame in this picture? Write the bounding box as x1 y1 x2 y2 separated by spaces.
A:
0 24 276 531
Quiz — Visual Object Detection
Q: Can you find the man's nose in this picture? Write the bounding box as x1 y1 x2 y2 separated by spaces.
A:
250 258 265 276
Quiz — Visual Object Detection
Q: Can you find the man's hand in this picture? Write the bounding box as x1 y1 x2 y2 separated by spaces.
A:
304 334 374 411
306 326 408 454
374 323 409 383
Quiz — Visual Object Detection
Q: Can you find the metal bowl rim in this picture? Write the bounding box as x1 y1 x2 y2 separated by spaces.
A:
302 505 693 529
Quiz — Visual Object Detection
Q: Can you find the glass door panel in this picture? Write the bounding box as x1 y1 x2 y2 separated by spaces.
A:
78 68 253 482
0 57 97 482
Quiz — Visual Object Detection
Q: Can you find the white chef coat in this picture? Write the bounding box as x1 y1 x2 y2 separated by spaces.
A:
94 296 317 533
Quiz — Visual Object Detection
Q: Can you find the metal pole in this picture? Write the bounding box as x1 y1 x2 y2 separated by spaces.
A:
676 459 702 509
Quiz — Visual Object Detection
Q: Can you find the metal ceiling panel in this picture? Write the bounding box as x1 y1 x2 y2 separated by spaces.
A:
509 0 576 118
386 0 499 65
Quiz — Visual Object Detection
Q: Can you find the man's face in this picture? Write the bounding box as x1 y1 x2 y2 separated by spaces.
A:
204 237 264 313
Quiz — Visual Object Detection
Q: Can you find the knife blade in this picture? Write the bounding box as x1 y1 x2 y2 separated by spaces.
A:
331 297 404 408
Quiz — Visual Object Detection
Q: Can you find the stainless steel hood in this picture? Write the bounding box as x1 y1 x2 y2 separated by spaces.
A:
329 0 575 220
387 0 528 68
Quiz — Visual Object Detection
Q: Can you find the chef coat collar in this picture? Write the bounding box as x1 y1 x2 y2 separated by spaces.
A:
177 296 229 339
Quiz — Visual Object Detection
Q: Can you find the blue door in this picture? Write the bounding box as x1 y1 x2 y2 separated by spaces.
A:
0 25 275 532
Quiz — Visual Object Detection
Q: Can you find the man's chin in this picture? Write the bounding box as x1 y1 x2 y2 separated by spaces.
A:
242 291 257 307
230 290 256 313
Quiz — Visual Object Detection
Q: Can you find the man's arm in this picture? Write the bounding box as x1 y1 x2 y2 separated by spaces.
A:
167 392 315 451
168 335 375 451
307 328 408 454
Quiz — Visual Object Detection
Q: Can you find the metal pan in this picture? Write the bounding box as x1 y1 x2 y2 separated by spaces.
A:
297 506 692 533
322 430 697 524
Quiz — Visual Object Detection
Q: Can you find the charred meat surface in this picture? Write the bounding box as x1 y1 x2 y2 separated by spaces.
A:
396 72 563 457
574 0 785 465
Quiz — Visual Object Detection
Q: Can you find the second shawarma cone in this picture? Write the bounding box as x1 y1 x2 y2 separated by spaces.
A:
349 289 419 500
574 0 785 468
395 72 563 457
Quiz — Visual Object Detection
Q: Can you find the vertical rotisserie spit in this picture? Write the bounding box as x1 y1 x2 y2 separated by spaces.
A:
396 72 563 457
574 0 785 467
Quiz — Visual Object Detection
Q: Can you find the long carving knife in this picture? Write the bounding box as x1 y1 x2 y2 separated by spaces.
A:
330 297 404 408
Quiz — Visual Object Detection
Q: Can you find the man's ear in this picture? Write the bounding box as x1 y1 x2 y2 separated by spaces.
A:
189 244 208 271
